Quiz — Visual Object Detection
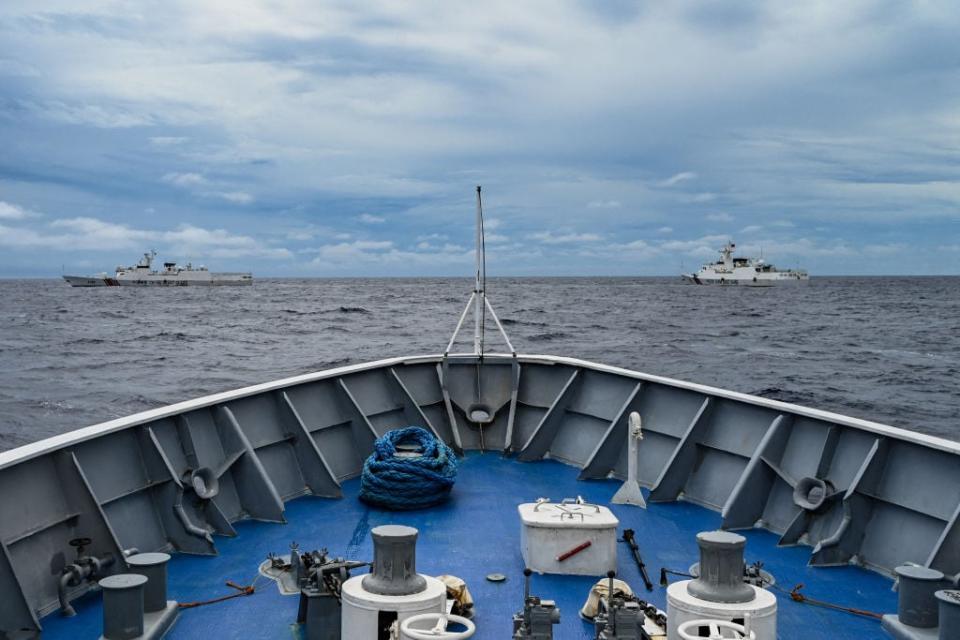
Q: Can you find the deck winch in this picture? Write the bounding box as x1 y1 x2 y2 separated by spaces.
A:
593 571 644 640
583 570 667 639
340 525 447 640
513 568 561 639
666 531 776 640
282 545 368 640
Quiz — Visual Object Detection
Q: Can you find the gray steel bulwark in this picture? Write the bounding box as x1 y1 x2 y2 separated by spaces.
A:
1 353 960 637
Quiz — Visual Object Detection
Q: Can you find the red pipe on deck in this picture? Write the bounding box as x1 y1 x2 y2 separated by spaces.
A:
556 540 592 562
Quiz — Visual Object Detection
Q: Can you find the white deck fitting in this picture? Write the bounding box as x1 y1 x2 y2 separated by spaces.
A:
611 412 647 507
667 582 777 640
341 574 446 640
519 501 619 576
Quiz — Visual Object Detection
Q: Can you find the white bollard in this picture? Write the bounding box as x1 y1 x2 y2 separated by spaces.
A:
612 412 646 508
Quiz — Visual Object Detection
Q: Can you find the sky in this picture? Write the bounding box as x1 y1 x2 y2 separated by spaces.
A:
1 1 958 277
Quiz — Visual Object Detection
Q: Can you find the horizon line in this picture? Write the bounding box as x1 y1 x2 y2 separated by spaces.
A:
2 273 959 280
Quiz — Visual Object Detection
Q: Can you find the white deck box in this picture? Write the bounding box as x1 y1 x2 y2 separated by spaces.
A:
518 499 619 576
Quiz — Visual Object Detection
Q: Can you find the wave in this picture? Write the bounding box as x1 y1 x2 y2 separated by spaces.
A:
527 331 571 342
67 337 109 345
500 318 548 327
281 308 323 316
142 331 201 342
752 386 819 406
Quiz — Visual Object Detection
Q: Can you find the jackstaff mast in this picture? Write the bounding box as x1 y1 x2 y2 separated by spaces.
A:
474 185 484 355
443 186 515 357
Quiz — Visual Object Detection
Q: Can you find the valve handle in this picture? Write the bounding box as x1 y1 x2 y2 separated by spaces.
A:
677 618 756 640
400 613 475 639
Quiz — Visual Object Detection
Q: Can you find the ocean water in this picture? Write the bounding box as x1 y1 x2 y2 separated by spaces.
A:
1 276 958 452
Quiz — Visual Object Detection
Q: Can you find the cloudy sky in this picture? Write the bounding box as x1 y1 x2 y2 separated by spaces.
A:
1 1 958 276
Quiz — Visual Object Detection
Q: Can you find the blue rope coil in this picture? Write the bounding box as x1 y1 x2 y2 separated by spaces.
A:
359 427 458 510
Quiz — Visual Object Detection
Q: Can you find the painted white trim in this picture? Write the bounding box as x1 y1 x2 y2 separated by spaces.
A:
2 352 958 471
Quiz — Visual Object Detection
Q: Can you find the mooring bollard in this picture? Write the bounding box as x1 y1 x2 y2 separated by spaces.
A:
687 531 755 604
100 573 147 640
935 590 960 640
895 565 945 628
125 552 171 613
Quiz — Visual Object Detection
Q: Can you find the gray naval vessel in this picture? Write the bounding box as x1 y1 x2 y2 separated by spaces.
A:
63 251 252 287
681 242 809 286
2 188 958 640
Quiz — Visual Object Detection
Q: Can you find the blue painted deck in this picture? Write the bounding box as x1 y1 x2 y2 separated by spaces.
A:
42 453 895 639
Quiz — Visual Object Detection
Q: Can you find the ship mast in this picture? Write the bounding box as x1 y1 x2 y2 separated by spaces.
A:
444 186 514 357
473 186 484 354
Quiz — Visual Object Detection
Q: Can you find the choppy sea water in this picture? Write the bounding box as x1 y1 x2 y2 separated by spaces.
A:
1 277 958 452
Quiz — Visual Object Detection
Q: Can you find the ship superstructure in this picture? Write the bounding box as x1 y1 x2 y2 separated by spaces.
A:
63 251 252 287
682 241 808 286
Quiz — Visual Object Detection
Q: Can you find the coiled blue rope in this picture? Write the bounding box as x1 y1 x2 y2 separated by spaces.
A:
359 427 458 510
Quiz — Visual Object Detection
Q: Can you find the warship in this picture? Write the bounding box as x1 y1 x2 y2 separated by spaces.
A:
62 251 252 287
1 189 957 640
682 242 809 286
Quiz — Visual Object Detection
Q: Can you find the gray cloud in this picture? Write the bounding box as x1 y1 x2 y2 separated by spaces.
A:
0 2 958 275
